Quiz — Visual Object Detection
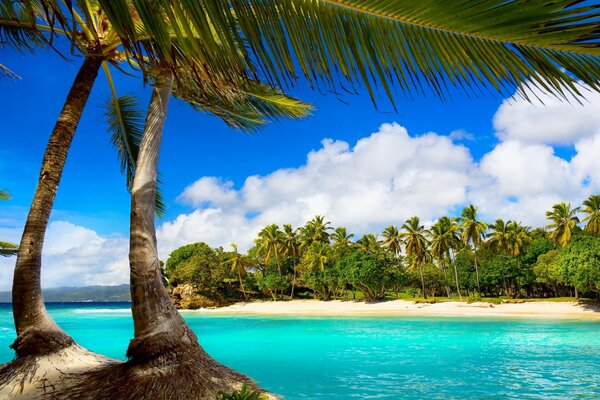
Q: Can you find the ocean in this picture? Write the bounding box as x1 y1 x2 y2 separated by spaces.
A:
1 302 599 399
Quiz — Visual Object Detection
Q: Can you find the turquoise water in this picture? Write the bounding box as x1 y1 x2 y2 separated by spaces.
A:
1 303 599 399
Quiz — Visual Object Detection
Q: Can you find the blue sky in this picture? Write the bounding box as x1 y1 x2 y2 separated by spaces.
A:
1 44 599 289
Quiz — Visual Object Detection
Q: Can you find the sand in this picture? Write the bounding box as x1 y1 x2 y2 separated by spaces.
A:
183 299 600 319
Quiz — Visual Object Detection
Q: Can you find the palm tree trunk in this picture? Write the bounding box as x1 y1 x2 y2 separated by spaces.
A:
418 262 427 299
289 262 296 299
237 270 247 301
441 259 451 298
118 68 259 398
11 56 102 357
473 242 481 294
449 249 462 300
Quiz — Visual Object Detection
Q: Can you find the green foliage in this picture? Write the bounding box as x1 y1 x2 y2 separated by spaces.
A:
338 250 393 300
217 384 267 400
164 242 228 293
554 234 600 293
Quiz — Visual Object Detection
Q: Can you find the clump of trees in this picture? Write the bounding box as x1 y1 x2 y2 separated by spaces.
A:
165 196 600 305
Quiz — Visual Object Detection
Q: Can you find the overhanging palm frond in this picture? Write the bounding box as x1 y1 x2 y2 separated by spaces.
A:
0 62 20 79
0 241 18 257
105 94 166 217
0 0 45 51
0 190 9 199
174 72 312 132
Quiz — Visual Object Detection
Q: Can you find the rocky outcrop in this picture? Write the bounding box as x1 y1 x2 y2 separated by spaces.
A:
170 284 221 309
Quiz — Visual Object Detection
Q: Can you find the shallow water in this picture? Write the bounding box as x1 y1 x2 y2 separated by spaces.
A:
1 303 599 399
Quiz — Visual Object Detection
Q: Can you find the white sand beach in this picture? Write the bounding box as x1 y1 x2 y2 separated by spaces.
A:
184 299 600 319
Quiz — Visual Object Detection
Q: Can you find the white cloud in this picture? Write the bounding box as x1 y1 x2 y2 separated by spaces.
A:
0 221 129 291
493 85 600 145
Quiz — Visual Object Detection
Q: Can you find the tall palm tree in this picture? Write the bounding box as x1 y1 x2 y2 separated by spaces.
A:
332 227 354 252
255 224 285 275
225 244 249 300
582 194 600 235
546 202 580 247
487 218 511 295
401 216 430 299
429 218 457 298
356 233 380 254
460 205 488 294
0 191 18 257
281 224 301 298
381 225 402 256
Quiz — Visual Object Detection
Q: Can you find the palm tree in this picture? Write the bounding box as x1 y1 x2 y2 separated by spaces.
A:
0 191 18 257
582 194 600 235
356 233 380 254
429 218 457 298
332 227 354 252
460 205 488 294
281 224 301 298
546 202 580 247
381 225 402 256
225 244 249 301
487 219 511 295
255 224 285 276
401 217 430 299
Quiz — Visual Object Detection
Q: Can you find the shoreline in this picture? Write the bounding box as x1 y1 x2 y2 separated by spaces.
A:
180 299 600 320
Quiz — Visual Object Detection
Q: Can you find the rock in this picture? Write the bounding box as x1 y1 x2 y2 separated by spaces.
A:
170 284 221 309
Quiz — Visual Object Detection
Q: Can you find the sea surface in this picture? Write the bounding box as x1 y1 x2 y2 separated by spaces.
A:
1 302 599 399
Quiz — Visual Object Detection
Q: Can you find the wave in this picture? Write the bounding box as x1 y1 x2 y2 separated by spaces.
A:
72 308 131 314
0 327 14 332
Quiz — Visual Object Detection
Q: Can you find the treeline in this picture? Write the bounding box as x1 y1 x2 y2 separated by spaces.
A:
163 196 600 305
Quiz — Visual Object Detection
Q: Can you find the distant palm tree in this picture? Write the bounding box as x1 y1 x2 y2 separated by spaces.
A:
282 224 301 298
582 194 600 235
300 215 332 249
332 227 354 252
429 218 457 298
460 205 488 293
401 217 430 299
487 219 511 295
381 225 402 256
546 202 580 247
255 224 285 275
225 244 249 300
356 233 380 254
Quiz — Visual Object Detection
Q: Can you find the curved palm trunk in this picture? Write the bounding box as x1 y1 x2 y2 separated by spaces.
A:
116 69 259 399
237 270 248 301
418 262 427 299
11 56 102 357
449 249 462 300
440 258 451 298
473 242 481 294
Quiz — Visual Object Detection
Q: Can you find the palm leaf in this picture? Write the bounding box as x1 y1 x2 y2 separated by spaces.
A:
0 0 45 51
0 62 20 79
0 241 18 257
0 190 9 199
105 94 166 217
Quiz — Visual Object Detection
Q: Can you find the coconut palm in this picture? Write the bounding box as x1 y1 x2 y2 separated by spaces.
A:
381 225 402 256
546 202 580 247
582 194 600 235
460 205 488 294
255 224 285 275
487 219 511 295
332 227 354 252
225 244 249 300
281 224 301 298
401 217 430 299
356 233 380 254
429 218 458 298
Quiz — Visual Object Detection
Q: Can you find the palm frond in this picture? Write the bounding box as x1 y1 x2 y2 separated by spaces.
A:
0 0 45 51
105 94 166 217
174 72 312 132
0 62 20 79
0 241 18 257
174 0 600 105
0 190 9 199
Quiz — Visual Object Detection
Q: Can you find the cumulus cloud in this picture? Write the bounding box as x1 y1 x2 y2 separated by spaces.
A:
493 85 600 145
0 221 129 291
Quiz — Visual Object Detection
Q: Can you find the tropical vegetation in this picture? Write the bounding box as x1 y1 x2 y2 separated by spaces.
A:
165 198 600 306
